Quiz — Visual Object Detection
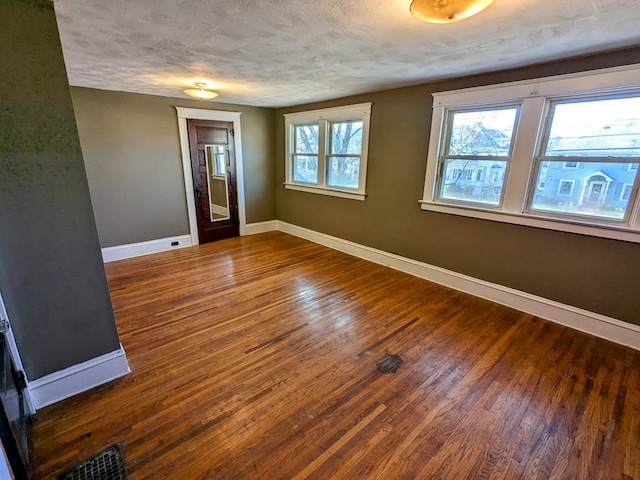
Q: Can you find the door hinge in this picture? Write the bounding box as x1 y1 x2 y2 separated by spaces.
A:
16 370 27 390
230 129 235 137
0 318 9 334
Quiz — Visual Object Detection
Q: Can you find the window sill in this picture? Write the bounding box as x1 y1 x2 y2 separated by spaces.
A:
285 183 366 201
419 200 640 244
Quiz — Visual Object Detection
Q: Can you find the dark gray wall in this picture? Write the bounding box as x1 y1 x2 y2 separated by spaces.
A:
70 87 276 247
0 0 122 379
276 49 640 326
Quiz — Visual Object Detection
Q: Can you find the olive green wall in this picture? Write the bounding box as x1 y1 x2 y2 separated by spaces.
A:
0 0 122 379
70 87 276 247
276 48 640 326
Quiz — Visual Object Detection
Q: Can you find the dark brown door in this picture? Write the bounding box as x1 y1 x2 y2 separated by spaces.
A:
187 119 239 244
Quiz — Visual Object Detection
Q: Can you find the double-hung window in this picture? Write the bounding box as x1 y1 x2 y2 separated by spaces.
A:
421 66 640 243
285 103 372 201
527 96 640 222
435 106 519 207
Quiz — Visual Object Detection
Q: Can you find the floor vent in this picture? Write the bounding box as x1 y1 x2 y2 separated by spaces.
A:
376 352 403 373
58 444 128 480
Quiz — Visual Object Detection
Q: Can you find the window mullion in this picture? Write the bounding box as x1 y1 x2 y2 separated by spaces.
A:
318 119 328 188
285 124 293 183
502 96 546 213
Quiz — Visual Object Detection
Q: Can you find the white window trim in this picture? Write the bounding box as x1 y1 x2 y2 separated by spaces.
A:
563 161 579 169
420 64 640 244
557 180 575 196
284 103 372 201
621 183 633 201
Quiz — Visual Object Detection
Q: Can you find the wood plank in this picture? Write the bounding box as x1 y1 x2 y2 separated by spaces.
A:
29 232 640 479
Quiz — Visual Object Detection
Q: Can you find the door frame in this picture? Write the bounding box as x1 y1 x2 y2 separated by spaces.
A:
176 107 247 245
0 292 34 415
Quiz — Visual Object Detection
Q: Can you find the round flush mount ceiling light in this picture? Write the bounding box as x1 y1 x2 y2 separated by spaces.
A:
183 82 218 100
410 0 495 23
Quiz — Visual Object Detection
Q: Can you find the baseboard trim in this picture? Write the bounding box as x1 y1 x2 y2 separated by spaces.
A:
27 345 130 410
276 221 640 351
102 235 192 262
243 220 279 236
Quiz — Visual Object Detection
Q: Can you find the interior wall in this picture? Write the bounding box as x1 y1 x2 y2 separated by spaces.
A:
0 0 122 379
70 87 276 248
276 48 640 326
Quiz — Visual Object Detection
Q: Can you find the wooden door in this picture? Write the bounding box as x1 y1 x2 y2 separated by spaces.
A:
187 119 239 244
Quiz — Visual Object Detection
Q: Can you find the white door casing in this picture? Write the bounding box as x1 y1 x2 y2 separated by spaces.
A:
176 107 247 245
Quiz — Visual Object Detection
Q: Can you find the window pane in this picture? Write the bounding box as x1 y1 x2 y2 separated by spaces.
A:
215 153 226 175
448 108 517 157
439 159 508 205
545 97 640 157
530 161 639 220
295 125 319 154
293 155 318 183
327 156 360 189
331 121 363 155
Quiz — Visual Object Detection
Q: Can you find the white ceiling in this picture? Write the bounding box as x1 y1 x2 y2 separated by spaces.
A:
53 0 640 108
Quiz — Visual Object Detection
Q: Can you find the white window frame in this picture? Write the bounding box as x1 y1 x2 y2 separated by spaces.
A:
563 161 579 169
284 103 372 201
420 65 640 243
435 104 519 209
557 180 575 196
621 183 634 201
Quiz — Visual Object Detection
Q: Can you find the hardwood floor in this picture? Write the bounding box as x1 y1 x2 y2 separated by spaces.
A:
30 232 640 479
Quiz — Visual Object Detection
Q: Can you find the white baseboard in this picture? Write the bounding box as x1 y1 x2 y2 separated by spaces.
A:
102 234 192 262
27 345 130 410
243 220 279 236
276 221 640 351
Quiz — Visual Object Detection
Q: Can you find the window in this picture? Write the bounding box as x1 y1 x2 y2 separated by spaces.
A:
421 66 640 243
436 107 518 207
528 96 640 221
292 124 319 183
557 180 574 196
284 103 372 200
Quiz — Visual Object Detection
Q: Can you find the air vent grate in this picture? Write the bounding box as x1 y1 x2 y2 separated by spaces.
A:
58 444 128 480
376 352 403 374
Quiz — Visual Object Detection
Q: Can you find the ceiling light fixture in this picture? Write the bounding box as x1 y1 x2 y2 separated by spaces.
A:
409 0 495 24
183 82 218 100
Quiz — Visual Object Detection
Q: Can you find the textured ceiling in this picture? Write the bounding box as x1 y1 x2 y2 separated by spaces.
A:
52 0 640 108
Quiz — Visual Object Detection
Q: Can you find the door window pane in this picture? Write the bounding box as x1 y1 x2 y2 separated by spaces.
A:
530 161 639 220
440 159 507 205
447 108 518 157
544 97 640 157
